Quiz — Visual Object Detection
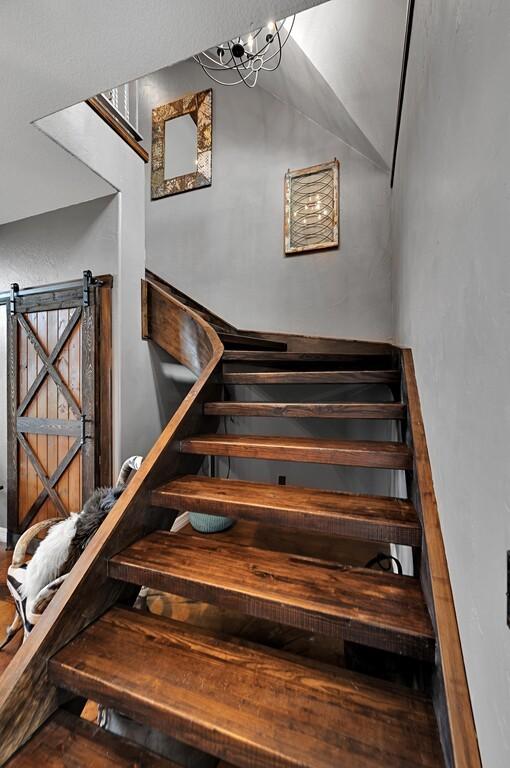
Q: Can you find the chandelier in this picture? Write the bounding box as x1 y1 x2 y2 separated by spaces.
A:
194 17 295 88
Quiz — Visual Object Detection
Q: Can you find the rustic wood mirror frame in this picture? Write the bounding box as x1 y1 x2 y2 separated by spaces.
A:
151 88 212 199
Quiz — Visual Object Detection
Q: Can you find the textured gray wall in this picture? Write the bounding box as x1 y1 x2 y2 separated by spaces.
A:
0 196 117 528
391 2 510 765
140 60 393 341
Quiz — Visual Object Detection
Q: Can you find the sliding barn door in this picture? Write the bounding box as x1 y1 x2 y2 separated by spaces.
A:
6 273 112 545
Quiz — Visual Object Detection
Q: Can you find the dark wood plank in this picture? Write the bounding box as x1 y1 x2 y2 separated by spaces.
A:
16 417 81 437
86 98 149 162
222 351 394 366
152 476 421 546
219 332 287 351
6 709 179 767
50 607 442 768
81 297 96 500
235 329 399 356
144 279 220 375
223 370 400 384
109 532 434 660
179 434 413 470
204 401 406 420
402 349 480 767
97 279 113 486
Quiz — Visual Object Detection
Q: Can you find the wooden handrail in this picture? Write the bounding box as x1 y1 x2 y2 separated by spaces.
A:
86 98 149 163
0 280 223 762
401 349 481 767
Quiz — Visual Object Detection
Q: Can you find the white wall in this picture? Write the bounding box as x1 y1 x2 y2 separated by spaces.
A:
37 103 168 479
140 60 393 341
391 2 510 765
291 0 407 167
0 196 117 528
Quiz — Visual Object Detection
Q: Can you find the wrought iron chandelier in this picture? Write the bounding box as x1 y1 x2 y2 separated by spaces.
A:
194 17 295 88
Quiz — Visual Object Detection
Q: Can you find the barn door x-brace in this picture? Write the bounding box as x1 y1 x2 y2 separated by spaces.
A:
5 271 112 547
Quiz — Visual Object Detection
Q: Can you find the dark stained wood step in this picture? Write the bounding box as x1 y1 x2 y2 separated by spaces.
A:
152 476 421 546
222 351 395 367
179 434 413 470
50 607 442 768
218 332 286 351
5 709 179 767
109 532 434 660
223 370 400 384
204 401 406 420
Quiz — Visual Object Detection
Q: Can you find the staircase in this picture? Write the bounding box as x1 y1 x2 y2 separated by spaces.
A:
0 274 480 767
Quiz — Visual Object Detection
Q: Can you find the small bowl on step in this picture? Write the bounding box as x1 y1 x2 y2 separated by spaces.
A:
189 512 235 534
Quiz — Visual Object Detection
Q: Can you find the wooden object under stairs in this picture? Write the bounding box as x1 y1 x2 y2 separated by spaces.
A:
0 273 480 768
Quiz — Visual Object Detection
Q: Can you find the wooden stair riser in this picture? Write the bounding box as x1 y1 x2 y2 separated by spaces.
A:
204 402 406 420
152 476 421 546
221 351 396 368
223 371 400 385
108 533 435 661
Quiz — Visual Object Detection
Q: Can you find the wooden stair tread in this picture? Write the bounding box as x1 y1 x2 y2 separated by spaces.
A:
6 709 178 767
223 370 400 384
50 607 442 768
152 475 421 546
204 401 406 419
222 351 394 363
109 532 434 659
179 434 413 470
218 332 286 351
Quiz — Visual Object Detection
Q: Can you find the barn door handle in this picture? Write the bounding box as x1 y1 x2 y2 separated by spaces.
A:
80 414 87 445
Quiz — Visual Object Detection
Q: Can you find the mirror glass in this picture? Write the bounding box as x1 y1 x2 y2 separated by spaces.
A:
164 114 197 179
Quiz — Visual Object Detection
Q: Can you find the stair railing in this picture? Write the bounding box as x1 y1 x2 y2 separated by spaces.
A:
0 277 223 763
401 349 481 768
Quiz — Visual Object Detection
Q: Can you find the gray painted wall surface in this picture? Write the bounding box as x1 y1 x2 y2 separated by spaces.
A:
391 2 510 765
0 196 117 528
140 60 393 341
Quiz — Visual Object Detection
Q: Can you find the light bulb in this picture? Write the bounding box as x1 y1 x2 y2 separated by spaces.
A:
247 33 254 51
268 20 276 33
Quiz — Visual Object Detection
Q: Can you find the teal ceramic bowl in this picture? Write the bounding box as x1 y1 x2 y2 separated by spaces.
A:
189 512 235 533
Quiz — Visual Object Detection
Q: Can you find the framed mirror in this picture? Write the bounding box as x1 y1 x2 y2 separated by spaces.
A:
151 88 212 199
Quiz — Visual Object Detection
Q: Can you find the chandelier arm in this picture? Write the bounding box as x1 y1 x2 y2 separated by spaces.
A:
258 16 295 68
195 16 294 87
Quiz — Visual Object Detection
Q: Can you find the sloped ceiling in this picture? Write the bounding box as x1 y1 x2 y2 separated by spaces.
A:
258 35 388 170
286 0 408 168
0 0 325 225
